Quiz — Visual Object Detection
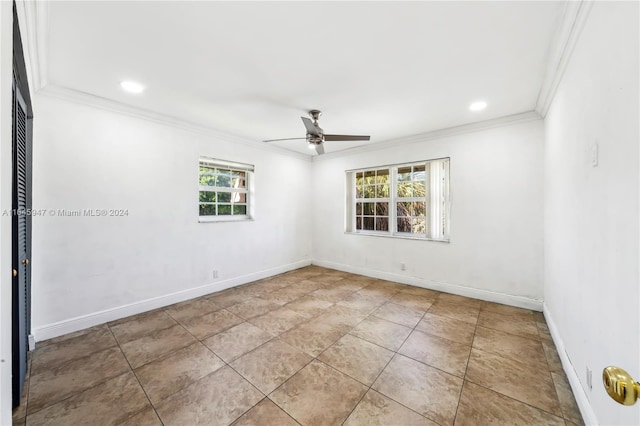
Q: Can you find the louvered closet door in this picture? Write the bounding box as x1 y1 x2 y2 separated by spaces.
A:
12 79 30 406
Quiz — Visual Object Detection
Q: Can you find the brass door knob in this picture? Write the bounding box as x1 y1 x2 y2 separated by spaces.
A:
21 259 29 265
603 366 639 405
12 269 17 277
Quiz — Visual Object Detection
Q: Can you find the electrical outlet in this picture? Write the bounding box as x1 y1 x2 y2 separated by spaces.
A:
213 270 219 279
400 263 406 271
586 366 593 390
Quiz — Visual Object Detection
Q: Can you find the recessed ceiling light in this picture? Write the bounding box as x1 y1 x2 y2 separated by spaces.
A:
120 81 145 94
469 101 487 111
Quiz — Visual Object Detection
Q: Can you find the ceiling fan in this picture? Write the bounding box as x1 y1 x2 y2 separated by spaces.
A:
263 110 370 155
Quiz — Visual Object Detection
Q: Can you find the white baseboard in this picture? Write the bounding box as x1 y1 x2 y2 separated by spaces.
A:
32 259 311 342
312 260 543 311
543 303 598 425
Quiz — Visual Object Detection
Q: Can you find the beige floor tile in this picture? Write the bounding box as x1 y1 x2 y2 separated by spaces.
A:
337 292 387 314
283 295 334 318
466 348 562 416
164 297 222 322
230 339 312 394
110 310 177 344
344 389 436 426
289 279 325 293
372 301 425 328
537 321 554 343
28 346 130 414
258 288 304 305
26 372 149 425
350 316 412 351
119 407 163 426
12 356 31 422
279 321 345 357
202 322 273 363
314 305 368 333
372 354 463 425
227 297 282 320
248 308 308 336
205 288 248 308
318 334 393 386
356 285 398 299
310 286 354 303
231 398 298 426
480 301 535 320
473 326 547 369
399 330 471 377
36 323 109 348
333 280 370 293
270 360 367 425
551 372 584 425
437 293 482 308
120 324 197 369
179 309 244 339
135 342 225 405
31 325 117 371
416 313 476 345
398 286 441 299
250 277 291 293
428 300 480 324
455 381 565 426
155 367 263 426
477 310 539 340
533 311 546 323
543 342 564 373
389 292 435 311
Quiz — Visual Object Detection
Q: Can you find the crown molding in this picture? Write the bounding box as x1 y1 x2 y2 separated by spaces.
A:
313 110 542 162
38 84 312 162
14 0 48 93
535 0 594 117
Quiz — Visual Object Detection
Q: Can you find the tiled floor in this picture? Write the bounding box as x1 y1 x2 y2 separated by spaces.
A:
13 266 584 426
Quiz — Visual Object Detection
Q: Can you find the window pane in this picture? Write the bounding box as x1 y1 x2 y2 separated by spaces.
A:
397 217 411 233
199 191 216 202
217 174 231 187
376 202 388 215
413 181 426 197
363 217 375 230
363 170 375 184
232 173 246 188
398 166 412 181
199 175 216 186
218 204 232 215
412 165 426 180
218 192 232 202
233 205 247 215
376 184 389 198
397 202 412 216
363 202 374 215
355 186 363 198
356 217 362 230
376 169 389 184
376 217 389 231
413 202 426 217
363 186 375 198
199 204 216 216
232 192 246 203
397 182 412 197
356 202 363 215
412 217 427 233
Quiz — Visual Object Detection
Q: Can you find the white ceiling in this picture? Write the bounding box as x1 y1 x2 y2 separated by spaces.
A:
44 1 565 156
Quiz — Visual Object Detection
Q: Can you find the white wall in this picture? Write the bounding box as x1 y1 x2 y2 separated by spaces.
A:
312 119 545 308
0 1 15 423
31 95 312 339
544 2 639 425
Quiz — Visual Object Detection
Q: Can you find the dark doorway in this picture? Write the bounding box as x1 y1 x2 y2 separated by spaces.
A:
12 2 33 407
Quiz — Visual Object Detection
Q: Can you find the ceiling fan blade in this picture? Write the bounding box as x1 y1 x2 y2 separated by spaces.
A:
323 134 371 142
262 137 306 143
301 117 320 136
315 143 325 155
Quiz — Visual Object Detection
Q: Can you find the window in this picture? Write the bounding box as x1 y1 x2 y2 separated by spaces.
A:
199 158 254 222
347 158 450 241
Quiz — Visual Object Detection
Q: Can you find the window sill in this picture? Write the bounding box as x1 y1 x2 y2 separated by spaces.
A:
199 215 254 223
345 231 450 243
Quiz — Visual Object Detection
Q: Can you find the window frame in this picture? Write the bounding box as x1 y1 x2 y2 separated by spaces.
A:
198 157 255 223
346 158 450 242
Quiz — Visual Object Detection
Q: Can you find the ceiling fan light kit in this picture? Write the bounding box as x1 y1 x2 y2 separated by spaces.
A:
263 110 370 155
